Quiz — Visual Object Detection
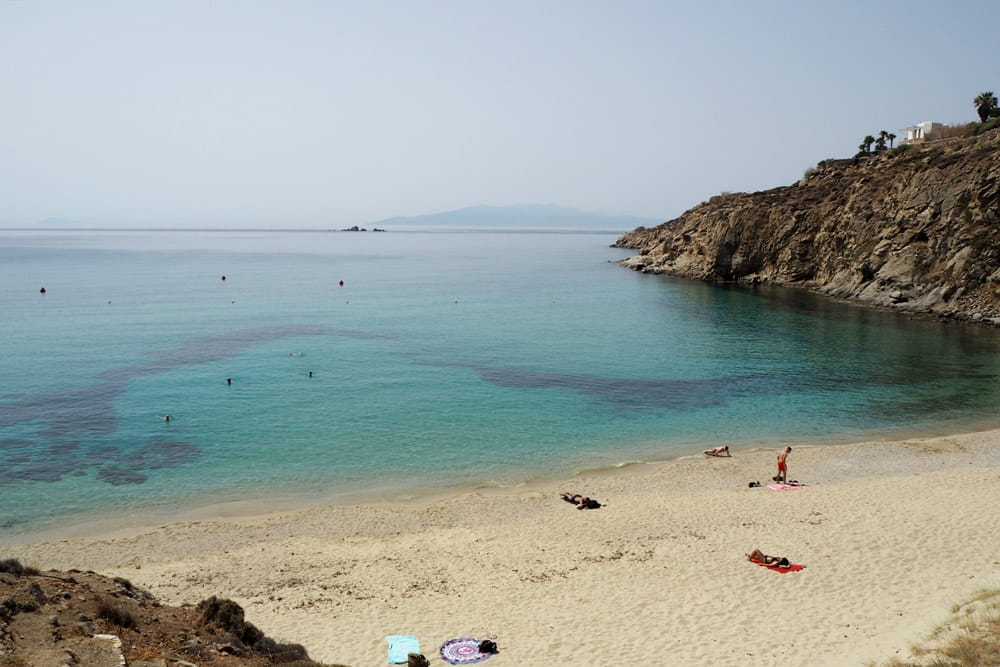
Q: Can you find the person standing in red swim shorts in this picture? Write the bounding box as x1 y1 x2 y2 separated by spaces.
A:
776 446 791 483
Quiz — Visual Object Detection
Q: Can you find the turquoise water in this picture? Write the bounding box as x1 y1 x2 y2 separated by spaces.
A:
2 228 999 537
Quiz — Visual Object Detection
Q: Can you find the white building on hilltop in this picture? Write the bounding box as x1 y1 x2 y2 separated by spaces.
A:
903 121 944 143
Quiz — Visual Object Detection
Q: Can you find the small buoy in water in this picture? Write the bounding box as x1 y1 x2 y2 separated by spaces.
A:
338 280 344 286
39 287 46 294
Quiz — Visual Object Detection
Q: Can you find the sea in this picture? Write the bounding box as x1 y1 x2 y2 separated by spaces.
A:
2 227 999 539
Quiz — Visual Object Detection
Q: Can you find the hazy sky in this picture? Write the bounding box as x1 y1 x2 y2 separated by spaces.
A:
2 1 998 228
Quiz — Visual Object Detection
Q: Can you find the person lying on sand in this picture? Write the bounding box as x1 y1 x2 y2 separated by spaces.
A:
704 445 731 457
747 548 791 568
560 491 602 509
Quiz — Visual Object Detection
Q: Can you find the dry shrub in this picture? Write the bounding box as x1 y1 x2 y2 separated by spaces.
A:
0 559 24 576
196 596 327 664
869 588 1000 666
935 123 977 139
0 559 36 576
197 596 259 643
95 595 138 630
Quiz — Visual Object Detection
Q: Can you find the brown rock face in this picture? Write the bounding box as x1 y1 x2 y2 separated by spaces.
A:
614 130 1000 324
0 565 345 667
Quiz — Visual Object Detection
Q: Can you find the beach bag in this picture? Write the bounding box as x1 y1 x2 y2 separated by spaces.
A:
478 640 498 654
408 653 430 667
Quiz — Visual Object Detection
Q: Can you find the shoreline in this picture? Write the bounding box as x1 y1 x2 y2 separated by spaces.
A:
8 427 1000 666
5 416 999 547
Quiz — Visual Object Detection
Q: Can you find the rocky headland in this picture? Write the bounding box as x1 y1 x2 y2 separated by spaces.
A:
0 559 345 667
614 129 1000 324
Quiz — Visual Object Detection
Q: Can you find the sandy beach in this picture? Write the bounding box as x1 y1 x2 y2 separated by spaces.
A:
7 429 1000 666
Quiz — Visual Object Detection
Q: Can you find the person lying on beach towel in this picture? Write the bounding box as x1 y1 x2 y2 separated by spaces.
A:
703 445 731 457
747 548 805 572
560 491 602 509
747 548 791 568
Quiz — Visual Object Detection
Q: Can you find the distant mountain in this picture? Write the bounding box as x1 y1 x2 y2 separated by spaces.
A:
370 204 659 231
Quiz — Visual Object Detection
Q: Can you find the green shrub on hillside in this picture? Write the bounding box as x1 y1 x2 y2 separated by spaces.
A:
972 117 1000 135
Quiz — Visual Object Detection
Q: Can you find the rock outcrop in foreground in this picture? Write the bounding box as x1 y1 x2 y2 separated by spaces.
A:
615 129 1000 324
0 560 345 667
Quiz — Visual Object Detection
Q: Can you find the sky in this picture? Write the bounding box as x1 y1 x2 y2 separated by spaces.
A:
2 0 998 228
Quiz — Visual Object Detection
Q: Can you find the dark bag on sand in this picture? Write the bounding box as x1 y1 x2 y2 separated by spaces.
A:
408 653 430 667
478 640 499 654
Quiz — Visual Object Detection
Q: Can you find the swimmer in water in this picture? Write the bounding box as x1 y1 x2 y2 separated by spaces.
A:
160 415 173 422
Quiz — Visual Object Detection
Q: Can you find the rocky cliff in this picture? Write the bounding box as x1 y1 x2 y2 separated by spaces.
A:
614 129 1000 324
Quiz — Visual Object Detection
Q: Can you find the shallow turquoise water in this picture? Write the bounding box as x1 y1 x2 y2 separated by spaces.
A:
2 228 999 537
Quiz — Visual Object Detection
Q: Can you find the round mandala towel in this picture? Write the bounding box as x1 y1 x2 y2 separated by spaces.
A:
439 638 493 665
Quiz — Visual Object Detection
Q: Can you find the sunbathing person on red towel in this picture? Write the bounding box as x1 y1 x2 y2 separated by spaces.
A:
747 548 792 568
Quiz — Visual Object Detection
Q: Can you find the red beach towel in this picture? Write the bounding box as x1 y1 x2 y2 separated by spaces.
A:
751 560 805 573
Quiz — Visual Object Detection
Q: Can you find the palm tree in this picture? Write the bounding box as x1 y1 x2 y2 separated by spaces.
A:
887 132 896 148
862 135 876 153
974 91 997 123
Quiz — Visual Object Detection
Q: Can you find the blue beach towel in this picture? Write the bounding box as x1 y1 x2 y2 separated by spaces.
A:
386 635 420 664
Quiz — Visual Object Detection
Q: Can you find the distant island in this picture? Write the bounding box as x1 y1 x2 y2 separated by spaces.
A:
339 225 385 232
369 204 659 231
16 205 657 232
